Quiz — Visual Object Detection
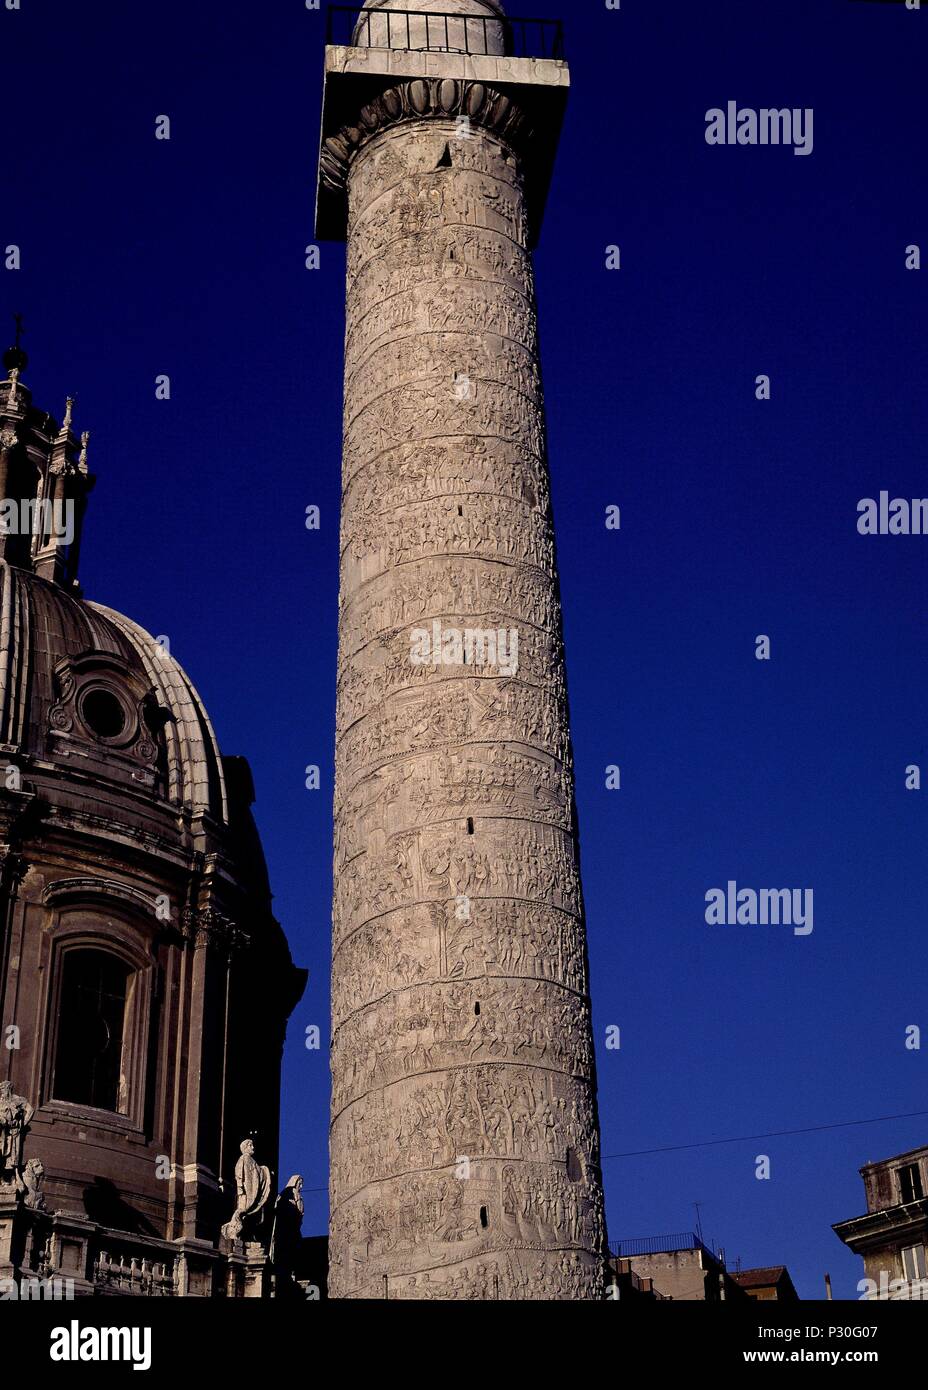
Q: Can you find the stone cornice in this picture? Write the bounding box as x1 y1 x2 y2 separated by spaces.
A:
834 1199 928 1253
42 876 158 916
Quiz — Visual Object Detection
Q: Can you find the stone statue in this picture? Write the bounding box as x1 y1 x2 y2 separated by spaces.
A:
270 1175 304 1286
221 1138 272 1242
278 1174 304 1221
0 1080 33 1185
20 1156 46 1210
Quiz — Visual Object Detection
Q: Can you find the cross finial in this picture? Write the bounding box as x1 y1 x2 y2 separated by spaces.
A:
3 314 29 376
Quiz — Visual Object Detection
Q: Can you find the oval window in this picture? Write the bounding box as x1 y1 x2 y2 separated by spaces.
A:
80 688 127 739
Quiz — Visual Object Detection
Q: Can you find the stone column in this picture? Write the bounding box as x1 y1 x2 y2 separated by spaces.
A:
324 41 605 1304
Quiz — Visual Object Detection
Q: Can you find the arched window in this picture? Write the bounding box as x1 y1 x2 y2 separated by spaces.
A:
52 949 131 1112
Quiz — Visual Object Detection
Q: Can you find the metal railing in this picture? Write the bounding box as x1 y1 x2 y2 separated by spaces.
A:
610 1232 724 1263
326 5 565 59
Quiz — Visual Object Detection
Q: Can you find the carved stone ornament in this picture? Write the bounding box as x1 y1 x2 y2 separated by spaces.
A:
181 906 250 953
19 1156 46 1211
320 79 533 199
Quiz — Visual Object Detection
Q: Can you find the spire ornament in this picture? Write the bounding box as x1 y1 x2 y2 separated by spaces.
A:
2 313 28 377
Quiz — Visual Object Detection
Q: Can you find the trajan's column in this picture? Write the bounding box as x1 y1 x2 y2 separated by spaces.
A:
317 0 606 1299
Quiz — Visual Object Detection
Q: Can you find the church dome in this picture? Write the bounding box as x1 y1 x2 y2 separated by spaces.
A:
0 560 227 823
0 351 304 1276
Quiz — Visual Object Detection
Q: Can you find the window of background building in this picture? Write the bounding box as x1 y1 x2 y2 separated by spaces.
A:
52 948 131 1111
897 1163 925 1205
901 1245 927 1282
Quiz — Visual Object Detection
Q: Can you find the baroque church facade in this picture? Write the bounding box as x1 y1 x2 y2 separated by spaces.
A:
0 338 306 1297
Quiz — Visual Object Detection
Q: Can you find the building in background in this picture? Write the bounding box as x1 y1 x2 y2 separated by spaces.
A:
0 343 306 1297
731 1266 800 1302
607 1232 799 1302
834 1143 928 1300
607 1259 671 1301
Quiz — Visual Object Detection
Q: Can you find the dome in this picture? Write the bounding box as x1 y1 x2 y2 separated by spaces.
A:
0 560 227 823
92 602 228 822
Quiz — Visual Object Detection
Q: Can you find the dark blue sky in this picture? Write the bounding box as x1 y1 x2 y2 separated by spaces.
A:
6 0 926 1300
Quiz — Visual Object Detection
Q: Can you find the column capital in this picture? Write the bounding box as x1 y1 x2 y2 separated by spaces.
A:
320 76 532 196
